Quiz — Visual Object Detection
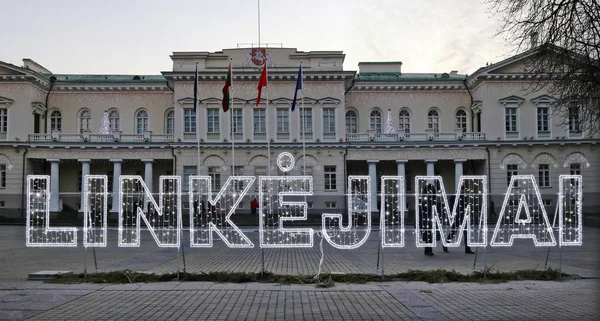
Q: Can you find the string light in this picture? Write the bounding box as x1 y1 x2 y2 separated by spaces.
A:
380 176 406 247
118 175 182 248
259 153 314 248
558 175 582 246
414 175 488 248
322 176 371 249
189 175 256 248
490 175 556 247
83 175 107 247
26 175 77 247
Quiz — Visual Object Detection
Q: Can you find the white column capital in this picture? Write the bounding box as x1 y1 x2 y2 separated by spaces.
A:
78 159 91 163
47 159 60 163
110 159 123 163
424 159 438 163
142 159 154 163
454 158 467 163
396 160 408 164
367 160 379 164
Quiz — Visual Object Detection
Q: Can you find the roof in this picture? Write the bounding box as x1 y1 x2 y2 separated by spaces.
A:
355 72 466 82
51 74 167 83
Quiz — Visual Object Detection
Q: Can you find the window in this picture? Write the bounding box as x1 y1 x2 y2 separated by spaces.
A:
276 108 289 133
543 199 552 206
135 110 148 134
301 165 313 176
50 110 62 132
165 109 174 134
232 165 244 190
323 108 336 134
0 164 5 188
505 107 518 133
427 109 440 132
0 201 4 208
455 109 467 132
307 202 313 209
324 166 336 191
107 171 113 193
79 109 91 133
184 109 196 134
398 109 410 133
254 166 267 191
507 164 518 187
253 109 266 134
299 108 312 135
104 110 119 132
78 170 82 192
536 105 550 134
345 110 357 134
183 166 197 192
538 164 550 187
232 109 243 134
369 110 382 133
570 163 581 175
0 108 7 137
208 167 221 192
325 202 337 209
569 107 581 133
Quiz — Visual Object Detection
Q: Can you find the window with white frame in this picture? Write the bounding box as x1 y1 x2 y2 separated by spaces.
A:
183 109 196 134
507 164 518 187
325 202 337 209
165 109 174 134
324 166 337 191
0 164 5 188
232 109 243 134
207 109 219 134
455 109 467 132
108 110 120 132
183 166 196 192
135 110 148 134
232 165 244 190
0 108 7 137
505 106 518 133
345 110 357 134
427 109 440 132
570 163 581 175
536 104 550 134
538 164 550 187
208 166 221 192
79 109 91 133
254 165 267 191
253 109 266 134
398 109 410 133
299 107 312 136
369 110 382 133
50 110 62 132
323 108 336 134
277 108 289 134
568 106 581 133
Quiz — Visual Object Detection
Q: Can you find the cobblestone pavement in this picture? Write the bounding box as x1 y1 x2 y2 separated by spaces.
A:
0 280 597 320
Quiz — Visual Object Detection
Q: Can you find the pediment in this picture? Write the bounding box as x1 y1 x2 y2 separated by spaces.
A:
270 97 293 105
0 64 26 75
32 101 47 114
177 97 195 105
530 95 556 104
318 97 341 105
0 96 14 105
200 97 222 105
499 95 525 105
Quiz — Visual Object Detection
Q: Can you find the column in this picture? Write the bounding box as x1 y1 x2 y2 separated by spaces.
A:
110 159 122 212
454 159 466 190
79 159 90 212
396 160 408 210
143 159 154 211
425 159 437 177
49 159 60 212
367 160 379 212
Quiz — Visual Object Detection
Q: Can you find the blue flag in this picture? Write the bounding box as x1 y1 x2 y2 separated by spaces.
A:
291 64 303 112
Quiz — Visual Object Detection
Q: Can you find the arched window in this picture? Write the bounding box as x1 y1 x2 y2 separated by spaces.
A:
135 110 148 134
108 109 120 132
427 108 440 132
50 110 62 132
79 109 91 133
398 109 411 133
165 109 174 135
370 109 382 133
345 110 357 134
455 109 467 132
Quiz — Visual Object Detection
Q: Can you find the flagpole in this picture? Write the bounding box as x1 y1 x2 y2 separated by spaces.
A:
258 0 261 48
266 64 270 177
230 59 235 179
195 63 200 177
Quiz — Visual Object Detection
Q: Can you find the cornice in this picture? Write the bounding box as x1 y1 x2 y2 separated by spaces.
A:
52 85 172 92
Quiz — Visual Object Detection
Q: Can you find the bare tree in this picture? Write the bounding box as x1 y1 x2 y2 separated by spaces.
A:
486 0 600 136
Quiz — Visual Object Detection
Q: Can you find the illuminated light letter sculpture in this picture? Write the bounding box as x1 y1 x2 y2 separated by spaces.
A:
491 175 556 246
189 175 255 248
558 175 583 246
118 176 182 247
380 176 406 247
83 175 108 247
322 176 371 249
415 176 488 248
26 175 77 247
259 152 314 248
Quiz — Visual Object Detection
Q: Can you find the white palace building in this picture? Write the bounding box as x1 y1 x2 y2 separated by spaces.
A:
0 45 598 220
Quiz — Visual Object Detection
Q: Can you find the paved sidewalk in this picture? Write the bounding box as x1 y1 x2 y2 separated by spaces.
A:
0 279 598 320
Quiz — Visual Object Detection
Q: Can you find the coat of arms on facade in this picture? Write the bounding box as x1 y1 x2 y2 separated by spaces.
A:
245 48 273 67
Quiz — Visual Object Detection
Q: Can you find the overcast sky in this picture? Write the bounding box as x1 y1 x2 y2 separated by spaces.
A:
0 0 512 75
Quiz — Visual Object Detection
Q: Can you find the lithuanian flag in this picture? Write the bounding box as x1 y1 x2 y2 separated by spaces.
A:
222 62 232 112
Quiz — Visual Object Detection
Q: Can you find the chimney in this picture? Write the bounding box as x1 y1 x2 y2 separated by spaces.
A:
530 31 539 48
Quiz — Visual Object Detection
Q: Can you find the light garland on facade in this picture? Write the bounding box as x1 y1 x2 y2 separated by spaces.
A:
380 176 405 247
118 175 182 248
322 176 371 249
83 175 107 247
558 175 582 246
491 175 556 247
26 175 77 247
414 175 488 248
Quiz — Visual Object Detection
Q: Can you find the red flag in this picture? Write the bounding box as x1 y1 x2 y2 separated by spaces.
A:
222 62 232 112
256 63 267 106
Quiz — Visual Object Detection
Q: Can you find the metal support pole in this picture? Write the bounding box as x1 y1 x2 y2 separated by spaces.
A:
473 248 478 269
181 242 187 273
84 247 88 278
545 203 559 269
484 246 487 279
261 248 265 278
93 247 98 272
380 230 384 279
